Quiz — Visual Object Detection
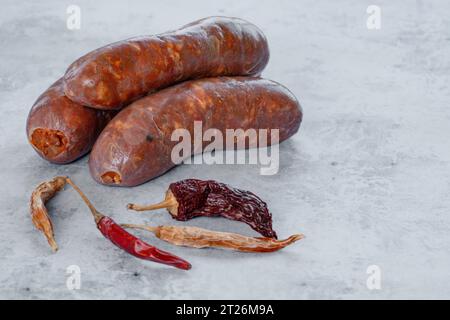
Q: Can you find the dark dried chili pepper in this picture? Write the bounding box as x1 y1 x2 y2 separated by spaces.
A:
65 178 191 270
127 179 278 239
30 176 67 252
122 224 303 253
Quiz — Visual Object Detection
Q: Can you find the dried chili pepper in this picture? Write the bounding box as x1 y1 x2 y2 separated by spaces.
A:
30 176 67 252
127 179 278 238
65 178 191 270
122 224 304 253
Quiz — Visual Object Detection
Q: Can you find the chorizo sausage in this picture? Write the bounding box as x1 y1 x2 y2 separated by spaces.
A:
63 16 269 110
26 79 116 164
89 77 302 187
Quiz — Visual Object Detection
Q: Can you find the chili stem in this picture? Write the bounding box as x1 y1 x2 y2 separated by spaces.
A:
127 198 175 211
66 177 104 223
121 223 157 233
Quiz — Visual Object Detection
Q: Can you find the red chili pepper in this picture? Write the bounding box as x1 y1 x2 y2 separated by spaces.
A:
66 178 191 270
98 217 191 270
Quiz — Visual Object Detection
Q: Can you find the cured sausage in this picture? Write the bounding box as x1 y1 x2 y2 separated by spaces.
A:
63 16 269 110
26 79 115 164
26 80 115 164
89 77 302 187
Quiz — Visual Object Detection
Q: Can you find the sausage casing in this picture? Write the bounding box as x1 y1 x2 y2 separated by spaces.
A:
26 79 115 164
63 17 269 110
89 77 302 186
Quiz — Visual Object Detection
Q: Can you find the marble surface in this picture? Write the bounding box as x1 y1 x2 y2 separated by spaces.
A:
1 0 450 299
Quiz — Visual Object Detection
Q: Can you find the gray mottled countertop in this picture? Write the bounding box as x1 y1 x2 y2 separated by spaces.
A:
1 0 450 299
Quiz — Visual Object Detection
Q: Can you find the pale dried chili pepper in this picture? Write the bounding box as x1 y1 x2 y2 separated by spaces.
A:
65 178 191 270
122 224 304 253
30 176 67 252
127 179 278 238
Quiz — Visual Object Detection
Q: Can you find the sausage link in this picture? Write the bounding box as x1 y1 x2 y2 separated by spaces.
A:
89 77 302 186
26 79 116 164
63 17 269 110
